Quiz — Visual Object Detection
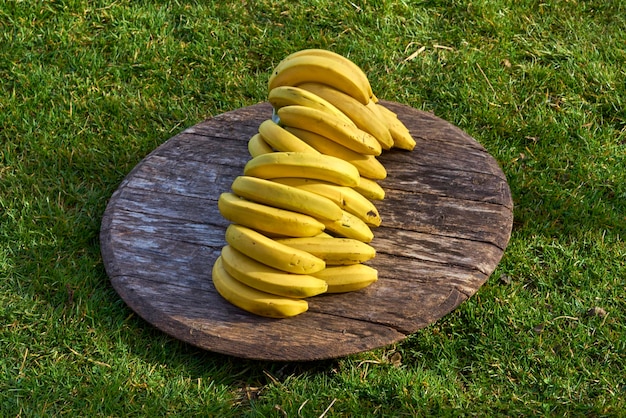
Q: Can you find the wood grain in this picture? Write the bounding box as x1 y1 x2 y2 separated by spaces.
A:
100 101 513 361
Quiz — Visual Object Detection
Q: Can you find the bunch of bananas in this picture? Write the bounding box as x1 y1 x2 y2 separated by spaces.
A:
212 49 415 318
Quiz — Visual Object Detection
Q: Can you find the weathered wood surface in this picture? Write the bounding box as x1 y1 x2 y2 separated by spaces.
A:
100 101 513 361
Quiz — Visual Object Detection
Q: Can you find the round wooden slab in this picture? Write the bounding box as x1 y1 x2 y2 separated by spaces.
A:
100 101 513 361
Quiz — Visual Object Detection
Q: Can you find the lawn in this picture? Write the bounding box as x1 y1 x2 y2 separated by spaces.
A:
1 0 624 416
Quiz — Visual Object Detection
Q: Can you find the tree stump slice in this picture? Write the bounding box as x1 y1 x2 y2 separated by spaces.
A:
100 101 513 361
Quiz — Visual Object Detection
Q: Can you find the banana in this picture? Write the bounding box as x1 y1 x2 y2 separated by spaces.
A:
277 105 382 156
272 177 382 227
312 263 378 293
248 133 273 157
268 85 355 126
375 104 416 151
389 124 417 151
230 175 342 221
220 245 328 299
268 54 371 104
212 256 309 318
243 151 361 187
321 209 374 243
285 127 387 180
257 119 320 154
366 99 387 119
353 177 386 201
225 224 326 274
297 82 394 150
275 236 376 265
279 49 375 101
218 192 325 237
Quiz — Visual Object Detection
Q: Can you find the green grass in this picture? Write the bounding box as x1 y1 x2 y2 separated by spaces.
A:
1 0 624 415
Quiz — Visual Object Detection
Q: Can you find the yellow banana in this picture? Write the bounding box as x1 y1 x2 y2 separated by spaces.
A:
312 263 378 293
248 133 273 157
212 256 309 318
277 105 382 156
366 99 387 119
275 236 376 265
285 127 387 180
297 82 394 150
220 245 328 298
271 177 382 227
321 210 374 243
389 124 417 151
225 224 326 274
268 85 355 126
268 54 371 104
243 151 361 187
279 49 374 101
257 119 320 154
353 177 385 201
375 104 416 151
218 192 325 237
230 175 342 221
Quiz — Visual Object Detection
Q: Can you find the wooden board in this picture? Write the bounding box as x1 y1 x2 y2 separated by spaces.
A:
100 101 513 361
